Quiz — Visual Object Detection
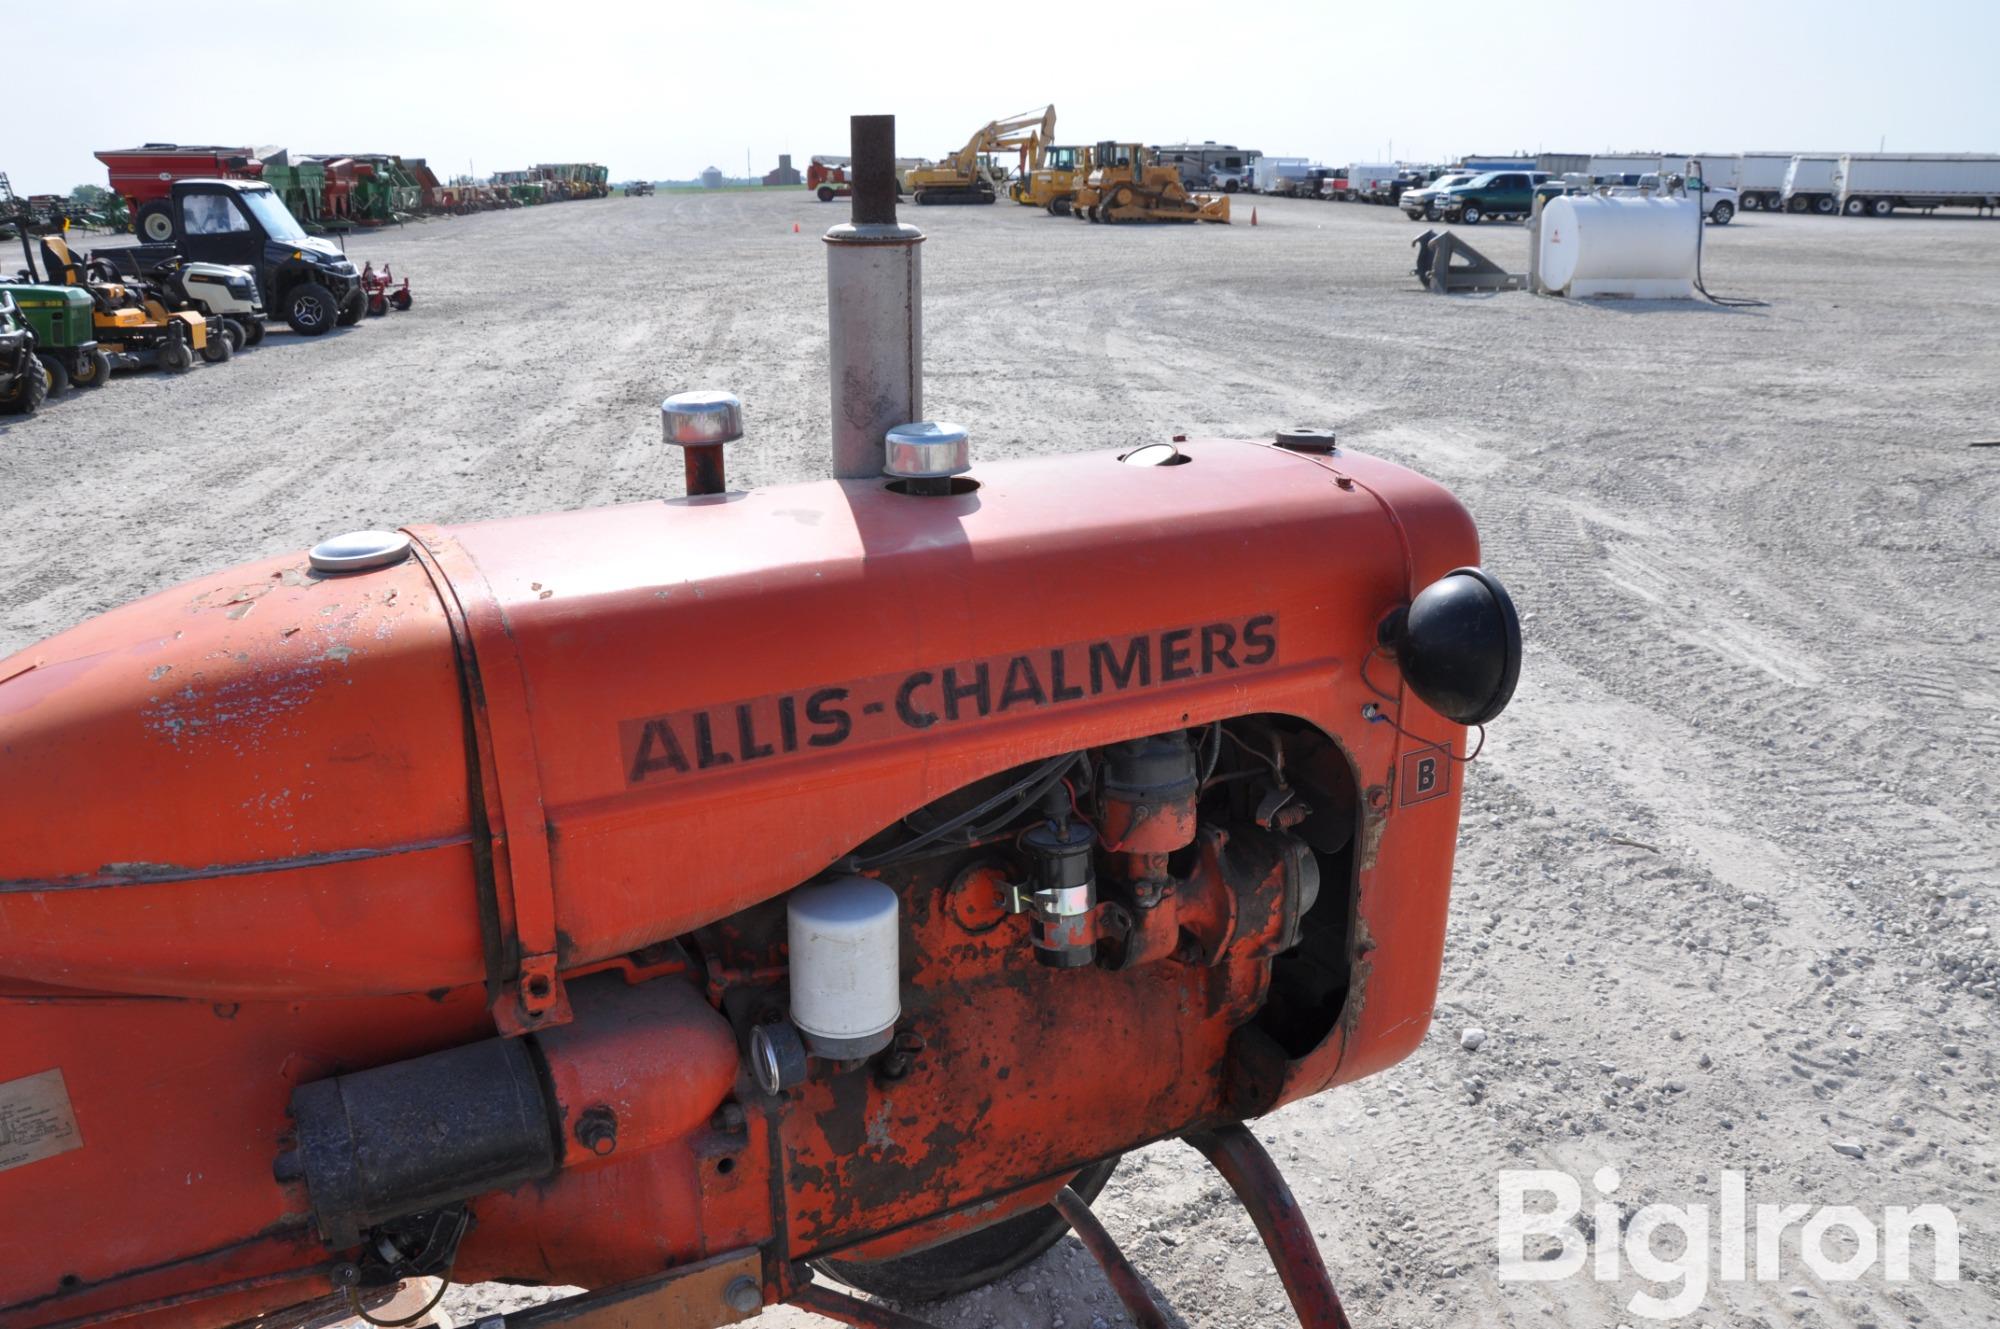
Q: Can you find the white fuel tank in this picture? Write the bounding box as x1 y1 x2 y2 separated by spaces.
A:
1538 195 1700 299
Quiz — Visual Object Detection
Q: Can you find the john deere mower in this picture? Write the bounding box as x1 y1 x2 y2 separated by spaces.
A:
0 276 108 392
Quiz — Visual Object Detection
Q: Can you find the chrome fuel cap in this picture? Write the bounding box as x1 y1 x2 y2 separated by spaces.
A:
660 390 744 446
309 529 412 574
884 421 970 479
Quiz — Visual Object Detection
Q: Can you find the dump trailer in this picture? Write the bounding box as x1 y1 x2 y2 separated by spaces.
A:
1780 155 1842 214
0 113 1519 1329
1831 153 2000 216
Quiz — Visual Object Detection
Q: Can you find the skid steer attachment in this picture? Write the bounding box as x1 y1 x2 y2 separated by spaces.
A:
1412 228 1525 292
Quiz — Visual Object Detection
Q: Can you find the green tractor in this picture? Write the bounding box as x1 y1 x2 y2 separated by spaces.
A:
0 290 51 416
3 282 107 391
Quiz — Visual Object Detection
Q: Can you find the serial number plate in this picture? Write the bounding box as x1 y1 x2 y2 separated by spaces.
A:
0 1068 83 1174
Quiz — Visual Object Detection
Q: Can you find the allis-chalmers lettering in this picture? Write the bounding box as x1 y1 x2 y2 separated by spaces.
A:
620 614 1279 785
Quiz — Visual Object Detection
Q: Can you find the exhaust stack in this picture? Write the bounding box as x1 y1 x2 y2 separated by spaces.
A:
825 114 925 480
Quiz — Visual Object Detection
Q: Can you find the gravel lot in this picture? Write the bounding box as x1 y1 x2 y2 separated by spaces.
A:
4 192 1996 1328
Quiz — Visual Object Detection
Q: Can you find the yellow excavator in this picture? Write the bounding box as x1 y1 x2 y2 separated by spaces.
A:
1011 143 1093 215
1072 141 1231 223
906 105 1055 205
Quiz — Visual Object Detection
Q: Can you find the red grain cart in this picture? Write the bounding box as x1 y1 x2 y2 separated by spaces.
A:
94 144 262 241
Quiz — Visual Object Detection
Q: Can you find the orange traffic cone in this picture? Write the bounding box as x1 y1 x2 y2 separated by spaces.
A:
1251 207 1257 226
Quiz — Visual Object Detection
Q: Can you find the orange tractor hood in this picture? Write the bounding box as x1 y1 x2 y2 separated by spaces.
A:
0 440 1475 1011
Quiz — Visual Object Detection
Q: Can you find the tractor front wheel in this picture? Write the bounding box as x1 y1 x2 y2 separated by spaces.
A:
221 318 247 353
37 354 69 395
814 1156 1121 1302
159 340 194 373
202 331 233 364
285 283 339 336
242 319 266 347
69 348 111 388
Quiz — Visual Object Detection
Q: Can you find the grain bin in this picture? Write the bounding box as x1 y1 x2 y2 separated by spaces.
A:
1536 194 1699 299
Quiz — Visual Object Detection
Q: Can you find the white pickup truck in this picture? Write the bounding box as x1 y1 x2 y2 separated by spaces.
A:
1609 173 1738 224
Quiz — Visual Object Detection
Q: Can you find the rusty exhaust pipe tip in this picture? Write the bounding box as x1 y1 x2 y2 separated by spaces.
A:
849 114 899 227
825 115 924 482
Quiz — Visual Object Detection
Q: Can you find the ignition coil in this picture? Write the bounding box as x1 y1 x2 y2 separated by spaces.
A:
1013 791 1098 968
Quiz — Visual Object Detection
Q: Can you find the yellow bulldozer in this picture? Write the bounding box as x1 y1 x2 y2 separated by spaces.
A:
1072 142 1231 223
906 104 1054 205
1011 143 1093 215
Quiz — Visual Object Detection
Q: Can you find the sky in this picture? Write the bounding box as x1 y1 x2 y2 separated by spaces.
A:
6 0 1997 195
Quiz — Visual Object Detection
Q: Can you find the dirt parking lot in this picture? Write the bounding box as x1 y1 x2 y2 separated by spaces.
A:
4 192 1996 1328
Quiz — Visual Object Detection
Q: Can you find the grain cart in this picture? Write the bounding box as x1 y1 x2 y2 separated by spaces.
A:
0 115 1520 1329
258 150 327 231
94 144 263 241
145 178 367 333
1073 142 1231 222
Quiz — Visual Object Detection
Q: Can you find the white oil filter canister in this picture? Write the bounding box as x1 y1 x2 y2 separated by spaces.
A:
787 875 901 1059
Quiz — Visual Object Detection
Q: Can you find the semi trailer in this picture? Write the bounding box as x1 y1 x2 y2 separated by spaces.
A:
1587 153 1682 181
1736 152 1797 210
1831 153 2000 216
1780 155 1843 214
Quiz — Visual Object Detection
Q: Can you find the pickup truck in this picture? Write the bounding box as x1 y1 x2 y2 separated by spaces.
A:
1401 172 1478 221
1614 174 1739 224
1436 170 1549 224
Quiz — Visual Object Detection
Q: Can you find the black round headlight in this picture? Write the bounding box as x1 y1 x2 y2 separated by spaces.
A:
1381 567 1520 726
